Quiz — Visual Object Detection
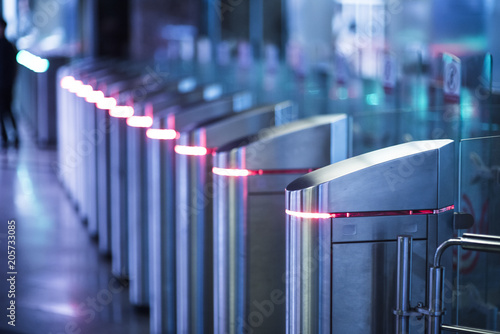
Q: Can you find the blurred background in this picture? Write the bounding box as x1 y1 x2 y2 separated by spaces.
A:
0 0 499 333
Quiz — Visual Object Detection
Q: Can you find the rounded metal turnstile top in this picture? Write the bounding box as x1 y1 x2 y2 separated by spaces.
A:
286 139 454 213
214 114 348 171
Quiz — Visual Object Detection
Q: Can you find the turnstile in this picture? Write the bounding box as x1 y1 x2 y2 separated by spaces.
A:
285 139 455 333
122 75 209 306
110 81 224 279
212 114 348 334
77 67 137 239
175 101 296 334
147 90 254 334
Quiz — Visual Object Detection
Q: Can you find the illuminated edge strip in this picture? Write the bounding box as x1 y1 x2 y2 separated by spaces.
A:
76 85 94 98
109 106 134 118
60 76 75 89
213 167 252 177
284 210 332 219
285 205 455 220
85 90 105 103
174 145 209 156
146 129 178 140
212 167 315 177
126 116 153 128
16 50 49 73
96 97 117 110
68 80 83 93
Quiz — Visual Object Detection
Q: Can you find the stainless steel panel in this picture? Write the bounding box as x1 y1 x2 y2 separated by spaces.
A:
127 126 149 306
213 114 348 334
285 140 456 334
150 91 252 334
286 187 332 334
215 178 289 334
96 108 112 254
243 114 348 170
110 115 129 277
247 194 288 333
173 91 253 133
148 122 177 334
82 98 98 237
177 102 293 334
176 135 214 334
125 78 194 308
213 165 239 334
287 139 454 212
331 215 427 243
330 239 427 334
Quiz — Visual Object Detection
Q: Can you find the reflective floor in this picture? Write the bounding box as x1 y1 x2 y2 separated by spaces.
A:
0 122 149 334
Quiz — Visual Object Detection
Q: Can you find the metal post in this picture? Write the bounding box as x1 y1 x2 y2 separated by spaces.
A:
427 266 445 334
396 236 413 334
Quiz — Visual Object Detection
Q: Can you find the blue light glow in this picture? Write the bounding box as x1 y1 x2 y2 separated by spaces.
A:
16 50 50 73
366 93 380 106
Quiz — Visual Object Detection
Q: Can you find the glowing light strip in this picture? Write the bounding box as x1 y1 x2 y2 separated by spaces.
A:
16 50 50 73
286 205 455 220
68 80 83 93
85 90 105 103
285 210 332 219
146 129 178 140
109 106 134 118
212 167 315 177
76 84 94 98
126 116 153 128
213 167 252 177
60 76 75 89
174 145 209 156
96 97 117 110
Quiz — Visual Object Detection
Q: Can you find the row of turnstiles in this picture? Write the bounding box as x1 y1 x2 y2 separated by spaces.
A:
57 58 458 334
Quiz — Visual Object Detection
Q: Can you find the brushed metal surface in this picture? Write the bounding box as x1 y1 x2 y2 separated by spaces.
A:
285 140 455 334
287 139 454 212
286 187 331 334
146 91 254 334
331 215 427 243
110 116 129 278
96 108 112 254
127 126 149 306
177 102 294 334
213 115 348 334
243 114 348 170
330 239 427 333
148 121 177 334
124 77 192 308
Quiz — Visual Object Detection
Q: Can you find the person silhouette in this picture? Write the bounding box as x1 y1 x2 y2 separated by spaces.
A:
0 18 19 148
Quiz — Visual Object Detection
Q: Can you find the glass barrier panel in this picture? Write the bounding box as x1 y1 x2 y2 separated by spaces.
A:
457 135 500 331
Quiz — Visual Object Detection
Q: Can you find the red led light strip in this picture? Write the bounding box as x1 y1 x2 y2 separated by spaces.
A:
109 106 134 118
146 129 178 140
126 116 153 128
174 145 213 156
285 205 455 220
212 167 315 177
96 97 117 110
60 76 75 89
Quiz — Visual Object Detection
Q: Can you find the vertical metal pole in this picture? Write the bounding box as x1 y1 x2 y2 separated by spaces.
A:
396 236 413 334
427 266 445 334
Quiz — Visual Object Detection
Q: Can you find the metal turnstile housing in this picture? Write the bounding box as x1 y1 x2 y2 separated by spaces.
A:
147 90 253 334
212 114 348 334
285 139 455 334
175 101 296 334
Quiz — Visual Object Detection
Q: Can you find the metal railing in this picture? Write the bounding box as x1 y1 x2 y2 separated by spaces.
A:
395 233 500 334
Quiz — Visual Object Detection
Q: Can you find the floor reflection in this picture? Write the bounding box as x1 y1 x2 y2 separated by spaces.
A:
0 122 149 334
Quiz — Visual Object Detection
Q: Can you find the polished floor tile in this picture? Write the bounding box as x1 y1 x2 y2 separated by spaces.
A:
0 122 149 334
